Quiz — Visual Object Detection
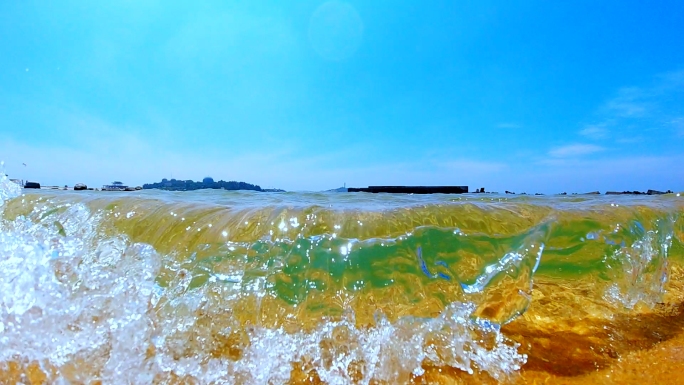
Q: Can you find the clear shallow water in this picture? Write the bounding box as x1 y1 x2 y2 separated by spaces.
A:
1 176 683 384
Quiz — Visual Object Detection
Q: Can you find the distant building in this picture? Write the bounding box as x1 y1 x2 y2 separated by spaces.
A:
102 181 128 191
203 177 214 184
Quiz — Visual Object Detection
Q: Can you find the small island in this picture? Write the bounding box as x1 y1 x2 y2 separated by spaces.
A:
142 177 266 192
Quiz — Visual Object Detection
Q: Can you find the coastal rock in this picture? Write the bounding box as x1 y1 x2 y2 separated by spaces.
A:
606 191 646 195
143 178 262 192
647 189 673 195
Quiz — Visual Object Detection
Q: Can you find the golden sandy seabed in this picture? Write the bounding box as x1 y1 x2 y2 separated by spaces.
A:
2 218 683 384
3 275 684 385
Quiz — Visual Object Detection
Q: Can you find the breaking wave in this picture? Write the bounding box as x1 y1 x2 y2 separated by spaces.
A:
1 173 682 383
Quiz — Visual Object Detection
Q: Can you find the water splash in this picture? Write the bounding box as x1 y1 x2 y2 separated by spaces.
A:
0 166 21 204
0 176 528 384
603 218 674 309
151 286 526 384
0 186 161 382
4 181 683 383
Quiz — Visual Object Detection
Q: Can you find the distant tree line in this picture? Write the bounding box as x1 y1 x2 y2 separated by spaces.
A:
142 177 262 191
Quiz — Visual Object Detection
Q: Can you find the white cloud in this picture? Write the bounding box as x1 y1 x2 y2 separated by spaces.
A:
579 124 609 139
0 137 341 191
573 70 684 147
589 71 684 140
604 87 651 118
548 144 604 158
533 154 684 193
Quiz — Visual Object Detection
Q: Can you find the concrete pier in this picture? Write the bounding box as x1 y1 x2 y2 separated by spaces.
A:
348 186 468 194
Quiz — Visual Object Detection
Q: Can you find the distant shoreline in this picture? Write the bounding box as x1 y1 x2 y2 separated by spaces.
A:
19 186 681 197
10 178 679 196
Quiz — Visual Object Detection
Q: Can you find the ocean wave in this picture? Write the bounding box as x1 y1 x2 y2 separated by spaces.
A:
1 176 683 383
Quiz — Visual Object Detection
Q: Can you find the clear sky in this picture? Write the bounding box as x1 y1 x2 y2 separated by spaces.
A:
1 0 683 193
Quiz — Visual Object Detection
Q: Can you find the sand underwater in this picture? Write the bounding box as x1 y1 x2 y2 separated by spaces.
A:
1 176 684 384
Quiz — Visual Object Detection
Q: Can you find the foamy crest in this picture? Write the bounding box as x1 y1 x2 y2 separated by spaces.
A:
0 169 21 204
0 192 161 383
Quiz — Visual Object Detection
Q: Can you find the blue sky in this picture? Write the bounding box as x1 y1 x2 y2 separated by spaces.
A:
1 0 683 192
